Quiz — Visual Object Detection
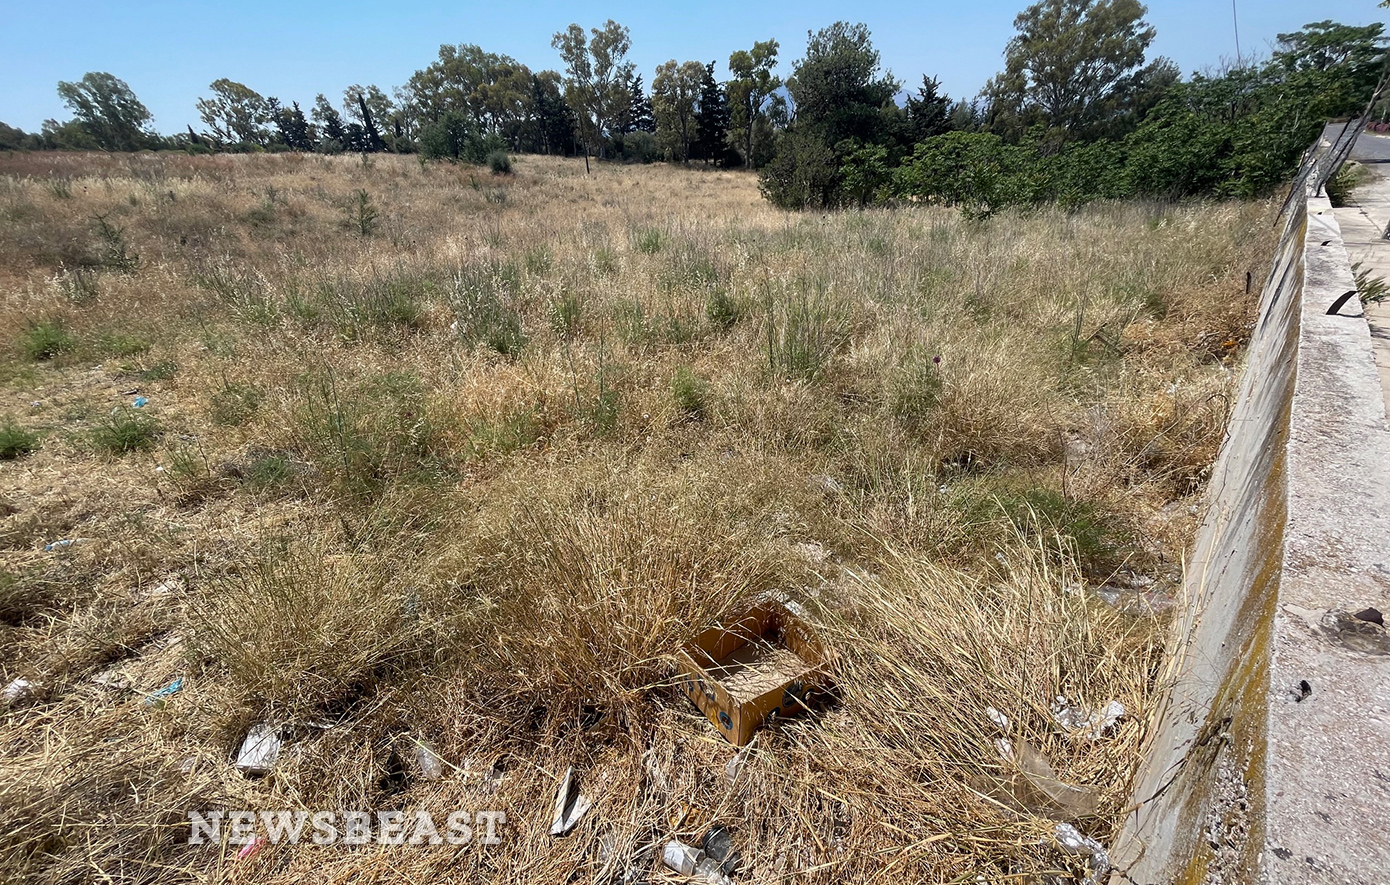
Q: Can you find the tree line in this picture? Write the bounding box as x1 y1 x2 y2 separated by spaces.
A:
1 0 1386 211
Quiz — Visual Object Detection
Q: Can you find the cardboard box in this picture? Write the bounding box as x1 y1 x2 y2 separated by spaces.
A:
676 598 830 746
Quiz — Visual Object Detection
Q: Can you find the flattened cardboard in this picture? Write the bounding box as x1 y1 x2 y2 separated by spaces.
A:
676 599 829 746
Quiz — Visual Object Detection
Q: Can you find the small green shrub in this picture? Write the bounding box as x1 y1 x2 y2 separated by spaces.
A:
292 370 448 496
351 189 379 237
634 228 664 255
889 356 943 429
96 333 150 357
242 453 295 491
706 289 743 330
765 285 847 381
137 359 178 382
211 383 264 426
671 366 709 421
449 264 527 357
0 417 39 459
549 293 584 339
486 150 513 175
21 319 75 361
90 407 161 454
92 213 139 272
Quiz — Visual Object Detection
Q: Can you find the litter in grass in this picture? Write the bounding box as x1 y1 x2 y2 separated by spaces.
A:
2 678 38 707
549 766 591 836
1054 822 1111 885
662 840 704 876
142 678 183 706
701 825 740 876
234 723 283 776
414 742 444 781
1050 695 1126 740
43 538 91 552
676 597 830 746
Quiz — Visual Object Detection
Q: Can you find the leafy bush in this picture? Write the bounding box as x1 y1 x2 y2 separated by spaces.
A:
210 383 263 426
671 365 709 420
758 129 842 210
0 417 39 459
486 150 513 174
418 111 507 165
21 319 75 361
90 407 160 453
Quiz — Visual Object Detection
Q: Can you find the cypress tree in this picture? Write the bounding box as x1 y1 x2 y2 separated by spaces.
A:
694 62 733 165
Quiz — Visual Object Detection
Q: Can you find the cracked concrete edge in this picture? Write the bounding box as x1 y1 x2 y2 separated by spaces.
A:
1111 185 1390 884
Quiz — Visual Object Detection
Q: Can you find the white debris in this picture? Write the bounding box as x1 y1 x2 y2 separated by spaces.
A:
414 742 443 781
234 723 282 776
985 706 1010 732
725 744 752 783
2 678 37 707
662 840 705 876
1054 822 1111 885
1051 695 1126 740
994 738 1015 762
549 766 591 836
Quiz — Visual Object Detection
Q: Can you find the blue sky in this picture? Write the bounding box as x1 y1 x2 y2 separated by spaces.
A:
0 0 1384 133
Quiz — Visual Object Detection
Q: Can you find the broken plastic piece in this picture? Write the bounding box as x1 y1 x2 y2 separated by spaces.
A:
985 706 1009 732
143 677 183 706
415 742 443 781
44 538 91 552
1054 822 1111 885
234 723 282 776
725 744 752 783
702 825 740 876
1051 695 1125 740
662 840 705 876
2 678 37 707
236 835 268 861
549 766 591 836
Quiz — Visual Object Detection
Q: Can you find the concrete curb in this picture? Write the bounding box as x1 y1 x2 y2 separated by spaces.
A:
1112 185 1390 884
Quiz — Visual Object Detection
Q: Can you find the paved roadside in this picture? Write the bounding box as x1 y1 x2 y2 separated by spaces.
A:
1330 140 1390 421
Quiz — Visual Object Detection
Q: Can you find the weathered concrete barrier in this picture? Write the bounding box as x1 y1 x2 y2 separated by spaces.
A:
1112 177 1390 882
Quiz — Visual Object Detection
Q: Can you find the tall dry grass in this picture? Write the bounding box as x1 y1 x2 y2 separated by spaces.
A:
0 151 1272 883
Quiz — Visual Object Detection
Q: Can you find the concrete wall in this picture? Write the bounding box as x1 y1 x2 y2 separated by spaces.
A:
1112 184 1390 883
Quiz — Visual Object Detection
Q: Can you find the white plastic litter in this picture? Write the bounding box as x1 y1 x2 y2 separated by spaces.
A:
1051 695 1126 740
2 678 37 706
662 840 704 876
1054 822 1111 885
234 723 282 776
985 706 1010 731
414 742 443 781
549 766 591 836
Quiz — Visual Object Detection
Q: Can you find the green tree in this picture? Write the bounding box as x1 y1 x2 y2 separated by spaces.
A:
653 60 704 162
904 76 955 142
196 79 271 146
552 20 635 160
55 72 154 151
1274 21 1387 97
983 0 1176 143
312 94 348 151
760 22 900 208
788 22 900 147
728 40 782 168
694 62 734 165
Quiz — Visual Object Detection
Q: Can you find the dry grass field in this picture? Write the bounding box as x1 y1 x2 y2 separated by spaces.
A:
0 151 1273 883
